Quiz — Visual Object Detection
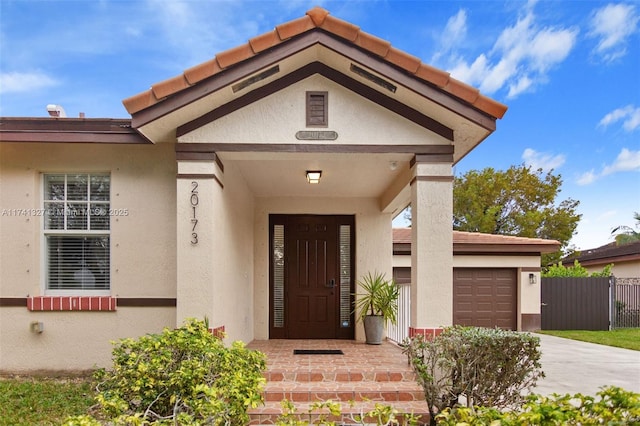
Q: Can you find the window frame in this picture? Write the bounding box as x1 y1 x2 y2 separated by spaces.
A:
41 173 111 296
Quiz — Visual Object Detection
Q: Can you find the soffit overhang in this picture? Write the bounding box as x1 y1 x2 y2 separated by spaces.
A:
131 30 497 164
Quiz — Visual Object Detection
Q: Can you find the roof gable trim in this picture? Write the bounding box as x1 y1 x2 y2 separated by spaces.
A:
176 61 454 141
123 7 506 121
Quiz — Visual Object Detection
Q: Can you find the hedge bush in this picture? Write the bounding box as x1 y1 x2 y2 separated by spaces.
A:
404 326 543 425
436 386 640 425
65 318 266 425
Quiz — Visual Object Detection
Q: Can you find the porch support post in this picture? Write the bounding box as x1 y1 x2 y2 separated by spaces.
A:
175 151 224 329
409 159 453 339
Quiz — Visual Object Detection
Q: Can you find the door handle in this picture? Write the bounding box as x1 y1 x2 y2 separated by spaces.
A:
541 302 548 307
326 279 335 288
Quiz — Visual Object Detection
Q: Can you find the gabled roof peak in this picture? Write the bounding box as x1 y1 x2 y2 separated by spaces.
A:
306 6 330 26
122 7 507 120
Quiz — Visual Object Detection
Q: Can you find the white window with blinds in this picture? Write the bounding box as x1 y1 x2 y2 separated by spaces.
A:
43 174 110 293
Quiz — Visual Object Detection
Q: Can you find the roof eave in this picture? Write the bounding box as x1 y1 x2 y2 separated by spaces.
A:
128 30 498 135
0 117 150 144
453 242 560 254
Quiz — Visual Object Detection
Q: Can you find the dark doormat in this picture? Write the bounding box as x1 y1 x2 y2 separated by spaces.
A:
293 349 344 355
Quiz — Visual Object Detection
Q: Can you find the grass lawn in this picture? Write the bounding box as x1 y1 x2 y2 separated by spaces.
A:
0 376 95 426
537 328 640 351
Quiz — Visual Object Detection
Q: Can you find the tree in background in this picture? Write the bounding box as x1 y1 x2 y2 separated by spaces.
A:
452 165 580 266
544 259 613 277
611 211 640 245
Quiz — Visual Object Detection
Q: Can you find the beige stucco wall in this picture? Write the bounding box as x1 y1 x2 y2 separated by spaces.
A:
253 197 393 341
0 142 177 372
410 163 453 329
175 159 256 343
584 260 640 278
179 75 448 146
0 307 175 372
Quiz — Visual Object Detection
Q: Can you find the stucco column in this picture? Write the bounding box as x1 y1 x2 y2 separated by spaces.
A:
410 160 453 338
175 157 224 334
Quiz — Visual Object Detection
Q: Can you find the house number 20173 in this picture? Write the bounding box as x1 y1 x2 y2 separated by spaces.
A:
190 181 199 245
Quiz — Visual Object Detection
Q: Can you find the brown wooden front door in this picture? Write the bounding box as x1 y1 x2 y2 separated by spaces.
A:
270 215 354 339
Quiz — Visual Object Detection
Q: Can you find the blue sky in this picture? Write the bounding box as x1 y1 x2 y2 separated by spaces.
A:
1 0 638 251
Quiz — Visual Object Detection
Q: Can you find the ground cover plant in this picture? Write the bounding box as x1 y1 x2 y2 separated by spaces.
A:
436 386 640 425
275 399 422 425
64 318 266 425
537 328 640 351
0 376 94 426
403 326 543 425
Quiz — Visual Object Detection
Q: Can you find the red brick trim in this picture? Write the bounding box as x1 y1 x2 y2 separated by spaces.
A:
27 296 117 312
209 325 225 339
408 327 443 340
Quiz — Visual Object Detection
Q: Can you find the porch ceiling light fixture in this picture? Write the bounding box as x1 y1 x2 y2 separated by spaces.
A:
529 273 537 284
306 170 322 184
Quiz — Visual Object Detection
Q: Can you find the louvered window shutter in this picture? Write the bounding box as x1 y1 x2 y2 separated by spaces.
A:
306 91 328 127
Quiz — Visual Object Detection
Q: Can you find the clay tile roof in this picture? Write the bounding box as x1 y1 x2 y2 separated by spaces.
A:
393 228 560 254
451 231 559 246
122 7 508 120
393 228 412 244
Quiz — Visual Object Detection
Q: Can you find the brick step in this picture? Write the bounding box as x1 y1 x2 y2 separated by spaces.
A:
248 400 430 425
262 380 425 403
263 368 416 383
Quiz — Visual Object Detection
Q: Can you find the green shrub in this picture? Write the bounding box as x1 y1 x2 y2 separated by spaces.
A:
544 259 613 277
403 326 543 425
436 386 640 425
66 318 266 425
275 399 423 425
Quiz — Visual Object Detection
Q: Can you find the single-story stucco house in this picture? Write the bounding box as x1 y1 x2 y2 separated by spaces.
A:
0 7 559 373
561 241 640 278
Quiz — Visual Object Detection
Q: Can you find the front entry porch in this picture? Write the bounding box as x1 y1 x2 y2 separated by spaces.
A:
246 339 429 424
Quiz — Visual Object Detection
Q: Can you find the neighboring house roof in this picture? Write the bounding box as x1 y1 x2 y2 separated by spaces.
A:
393 227 560 255
562 240 640 267
122 7 507 121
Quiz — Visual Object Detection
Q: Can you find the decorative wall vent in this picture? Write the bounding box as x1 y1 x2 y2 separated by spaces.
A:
306 91 328 127
350 64 397 93
232 65 280 93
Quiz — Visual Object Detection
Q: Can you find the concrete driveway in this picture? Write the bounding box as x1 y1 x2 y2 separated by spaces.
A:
532 333 640 397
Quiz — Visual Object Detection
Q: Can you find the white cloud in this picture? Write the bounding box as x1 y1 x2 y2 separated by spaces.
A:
508 75 533 98
602 148 640 175
522 148 566 172
431 9 468 64
528 27 576 72
589 3 639 63
442 10 468 51
576 148 640 184
0 71 58 94
577 170 597 185
445 3 578 98
598 105 640 132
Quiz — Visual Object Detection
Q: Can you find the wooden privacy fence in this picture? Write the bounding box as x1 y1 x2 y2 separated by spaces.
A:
541 277 640 330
